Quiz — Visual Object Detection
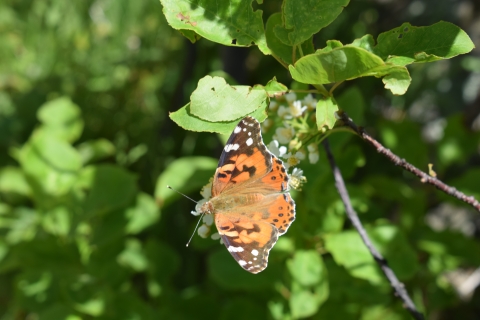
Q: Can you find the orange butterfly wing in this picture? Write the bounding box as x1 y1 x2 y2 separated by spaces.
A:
207 116 296 273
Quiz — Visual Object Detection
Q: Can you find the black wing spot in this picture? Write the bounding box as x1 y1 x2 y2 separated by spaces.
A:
289 217 294 221
243 164 256 177
271 176 277 180
281 167 286 173
217 173 227 179
290 209 294 214
279 207 283 210
273 219 278 222
283 220 286 223
220 225 230 230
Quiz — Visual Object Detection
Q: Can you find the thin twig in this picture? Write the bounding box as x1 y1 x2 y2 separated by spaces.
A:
338 111 480 212
322 139 425 320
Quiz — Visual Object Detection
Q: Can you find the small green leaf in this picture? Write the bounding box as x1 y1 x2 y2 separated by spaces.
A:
0 166 32 198
287 250 326 286
125 193 160 234
190 76 267 122
18 132 82 196
42 206 70 237
160 0 270 54
262 77 288 98
37 97 84 143
179 29 201 43
155 156 217 207
274 0 350 46
170 102 267 135
6 207 38 244
289 289 319 318
316 96 339 130
77 139 116 165
373 22 475 66
117 238 149 272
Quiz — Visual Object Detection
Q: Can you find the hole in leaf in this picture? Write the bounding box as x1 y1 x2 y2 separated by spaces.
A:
211 87 215 91
404 27 409 32
398 34 403 39
231 39 237 45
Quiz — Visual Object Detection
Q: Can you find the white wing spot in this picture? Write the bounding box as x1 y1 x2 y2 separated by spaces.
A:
248 261 252 264
248 132 251 136
243 128 246 132
234 126 241 133
253 257 257 260
239 260 247 266
251 249 259 256
246 138 253 146
224 144 240 152
228 246 244 253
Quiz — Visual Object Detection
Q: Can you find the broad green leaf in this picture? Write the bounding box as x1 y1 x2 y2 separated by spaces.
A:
155 156 217 207
170 102 267 135
324 230 384 284
373 22 475 66
289 46 411 95
160 0 270 54
263 77 288 98
287 250 326 286
274 0 350 46
77 139 116 165
265 13 315 66
37 97 84 143
74 297 105 317
117 238 149 272
0 166 32 198
83 165 137 217
18 131 82 196
208 249 278 290
190 76 267 122
125 192 160 234
316 96 339 130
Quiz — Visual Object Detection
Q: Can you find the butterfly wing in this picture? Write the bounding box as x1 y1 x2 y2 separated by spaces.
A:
212 116 272 197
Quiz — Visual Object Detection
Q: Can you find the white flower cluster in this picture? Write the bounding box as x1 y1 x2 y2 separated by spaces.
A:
269 92 316 120
190 179 221 241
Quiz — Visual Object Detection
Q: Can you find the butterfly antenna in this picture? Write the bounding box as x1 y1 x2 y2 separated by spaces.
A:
167 185 197 203
186 212 205 247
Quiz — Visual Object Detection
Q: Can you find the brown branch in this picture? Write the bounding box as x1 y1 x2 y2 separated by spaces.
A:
322 139 425 320
338 111 480 212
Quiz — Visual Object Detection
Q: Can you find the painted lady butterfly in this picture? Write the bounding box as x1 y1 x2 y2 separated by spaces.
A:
199 116 296 273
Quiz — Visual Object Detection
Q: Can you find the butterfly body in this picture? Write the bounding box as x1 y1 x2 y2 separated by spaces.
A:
199 116 296 274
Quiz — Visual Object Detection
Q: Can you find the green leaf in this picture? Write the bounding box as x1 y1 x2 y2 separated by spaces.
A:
336 86 366 124
83 165 137 217
316 96 339 130
0 166 32 199
117 238 149 272
155 156 217 207
265 13 315 66
179 29 201 43
37 97 84 143
263 77 288 98
160 0 270 54
290 289 319 318
324 230 384 284
42 206 70 237
287 250 326 286
125 192 160 234
373 22 475 66
170 101 268 135
18 131 82 196
6 207 38 244
190 76 267 122
273 0 350 46
289 46 411 95
77 139 116 165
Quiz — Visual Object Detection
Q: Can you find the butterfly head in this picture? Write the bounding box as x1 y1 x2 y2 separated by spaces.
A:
198 200 214 215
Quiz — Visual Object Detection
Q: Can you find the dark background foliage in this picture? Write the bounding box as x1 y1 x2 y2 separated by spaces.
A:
0 0 479 319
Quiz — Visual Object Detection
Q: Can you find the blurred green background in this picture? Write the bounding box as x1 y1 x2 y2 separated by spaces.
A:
1 0 480 319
